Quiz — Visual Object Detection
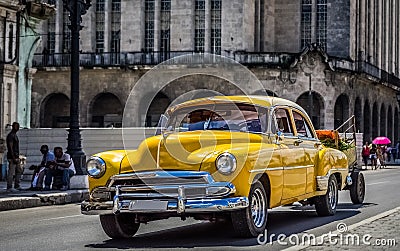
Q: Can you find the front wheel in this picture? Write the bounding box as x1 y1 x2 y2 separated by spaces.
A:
350 171 365 204
100 214 140 239
231 180 268 237
315 175 338 216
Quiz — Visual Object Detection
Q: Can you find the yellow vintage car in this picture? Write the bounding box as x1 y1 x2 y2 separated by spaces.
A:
81 95 365 238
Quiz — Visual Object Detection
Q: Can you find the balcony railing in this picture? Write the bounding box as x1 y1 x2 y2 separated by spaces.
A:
32 51 297 68
32 51 400 88
330 58 400 88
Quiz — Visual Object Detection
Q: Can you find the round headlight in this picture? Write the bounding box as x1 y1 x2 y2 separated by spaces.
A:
87 157 106 178
216 153 237 175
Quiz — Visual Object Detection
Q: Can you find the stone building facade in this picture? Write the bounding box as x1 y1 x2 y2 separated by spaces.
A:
0 0 20 142
30 0 400 143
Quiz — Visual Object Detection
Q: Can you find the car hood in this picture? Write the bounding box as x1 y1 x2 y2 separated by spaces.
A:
120 131 264 173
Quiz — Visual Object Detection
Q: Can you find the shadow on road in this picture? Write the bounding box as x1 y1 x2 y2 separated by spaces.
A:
84 203 373 249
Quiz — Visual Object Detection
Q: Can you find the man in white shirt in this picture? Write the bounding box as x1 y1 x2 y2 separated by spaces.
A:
44 146 76 191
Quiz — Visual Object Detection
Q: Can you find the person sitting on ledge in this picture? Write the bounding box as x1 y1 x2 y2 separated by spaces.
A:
28 144 55 190
44 146 76 191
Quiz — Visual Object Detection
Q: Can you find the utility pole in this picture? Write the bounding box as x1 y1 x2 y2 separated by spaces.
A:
63 0 91 175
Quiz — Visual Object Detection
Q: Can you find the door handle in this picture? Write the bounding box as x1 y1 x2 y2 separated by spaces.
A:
314 142 322 148
294 139 303 146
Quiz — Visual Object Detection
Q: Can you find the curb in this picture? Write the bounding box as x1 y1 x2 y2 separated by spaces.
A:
282 206 400 251
0 190 89 211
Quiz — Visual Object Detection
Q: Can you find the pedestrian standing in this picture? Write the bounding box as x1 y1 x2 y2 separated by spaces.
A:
386 145 392 162
391 146 397 162
369 144 378 170
361 141 370 169
6 122 22 192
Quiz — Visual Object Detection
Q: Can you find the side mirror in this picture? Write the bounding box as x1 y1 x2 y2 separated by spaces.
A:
155 114 169 135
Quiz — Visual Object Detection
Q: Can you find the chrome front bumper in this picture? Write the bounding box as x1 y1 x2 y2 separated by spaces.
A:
81 196 249 215
81 170 249 215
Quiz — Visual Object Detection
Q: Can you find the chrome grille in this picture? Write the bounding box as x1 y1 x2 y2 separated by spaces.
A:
105 171 234 200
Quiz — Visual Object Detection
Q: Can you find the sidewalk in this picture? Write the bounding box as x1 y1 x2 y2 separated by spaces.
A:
290 207 400 250
0 179 89 211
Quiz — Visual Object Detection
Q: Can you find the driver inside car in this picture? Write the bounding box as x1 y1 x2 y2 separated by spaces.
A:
208 113 227 129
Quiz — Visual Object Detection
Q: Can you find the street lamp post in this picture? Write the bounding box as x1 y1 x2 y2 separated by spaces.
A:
63 0 91 175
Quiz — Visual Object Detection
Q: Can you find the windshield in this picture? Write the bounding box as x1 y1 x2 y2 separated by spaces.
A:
166 103 267 133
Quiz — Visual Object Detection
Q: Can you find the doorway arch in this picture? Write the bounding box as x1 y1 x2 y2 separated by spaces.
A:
380 104 386 136
354 97 362 132
89 92 123 127
296 91 324 129
372 102 379 139
334 94 350 129
363 100 371 142
145 92 171 127
40 93 70 128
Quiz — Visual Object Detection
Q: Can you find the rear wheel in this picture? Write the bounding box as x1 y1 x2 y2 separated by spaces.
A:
315 175 338 216
100 214 140 239
231 181 268 237
350 171 365 204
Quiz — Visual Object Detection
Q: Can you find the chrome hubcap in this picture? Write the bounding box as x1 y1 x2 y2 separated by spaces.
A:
328 181 337 210
251 188 266 228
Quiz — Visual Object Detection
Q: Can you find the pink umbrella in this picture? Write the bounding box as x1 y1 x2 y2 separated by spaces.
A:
372 136 391 145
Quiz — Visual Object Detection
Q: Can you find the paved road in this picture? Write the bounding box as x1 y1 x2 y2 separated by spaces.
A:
1 167 399 251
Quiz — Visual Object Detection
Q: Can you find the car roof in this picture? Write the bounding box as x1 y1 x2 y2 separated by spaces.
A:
170 95 307 113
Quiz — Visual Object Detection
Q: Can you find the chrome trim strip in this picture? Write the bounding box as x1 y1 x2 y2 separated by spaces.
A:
81 197 249 215
284 165 314 170
249 167 284 173
249 165 314 173
332 168 348 172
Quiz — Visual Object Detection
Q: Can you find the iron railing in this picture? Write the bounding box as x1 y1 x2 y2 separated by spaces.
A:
330 58 400 88
32 51 297 68
32 51 400 88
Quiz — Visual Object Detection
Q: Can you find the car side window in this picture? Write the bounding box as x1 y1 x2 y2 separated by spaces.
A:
292 110 314 138
274 108 294 136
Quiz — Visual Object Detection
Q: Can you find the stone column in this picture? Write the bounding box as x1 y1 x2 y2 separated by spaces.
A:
104 0 111 52
367 0 374 63
384 0 389 71
25 68 37 129
121 0 142 51
391 0 396 73
170 0 194 51
398 0 400 76
376 0 382 67
205 0 211 52
154 0 161 51
359 0 366 60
